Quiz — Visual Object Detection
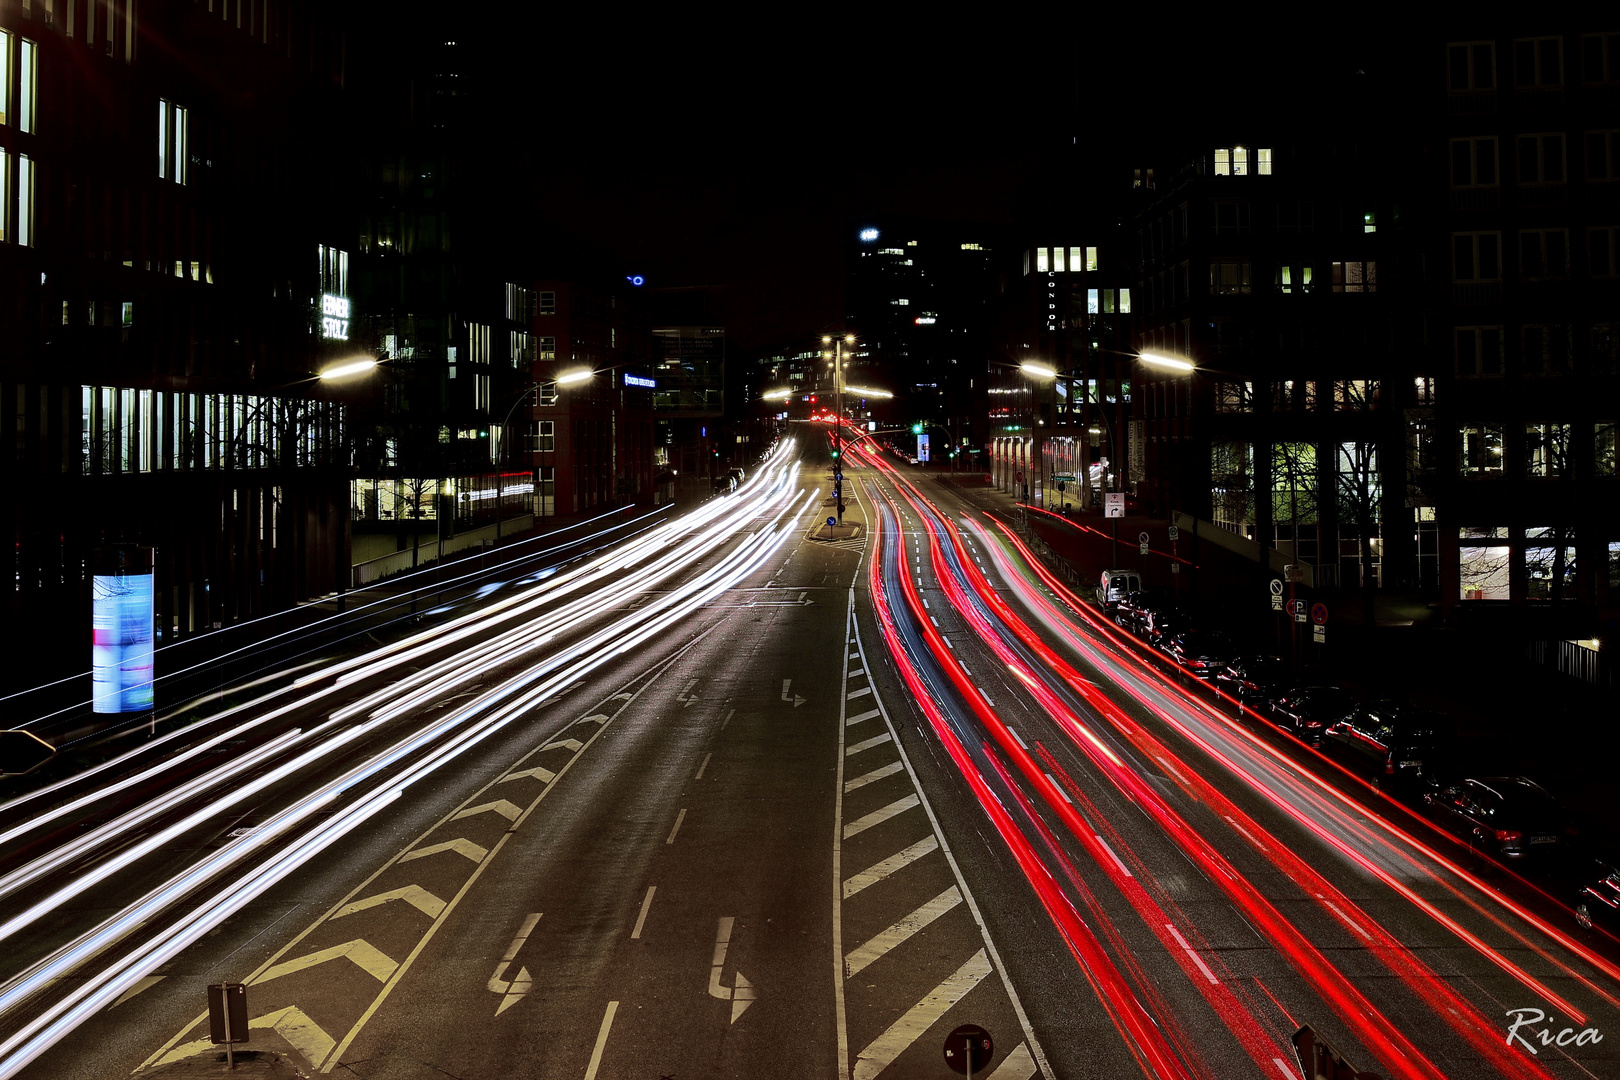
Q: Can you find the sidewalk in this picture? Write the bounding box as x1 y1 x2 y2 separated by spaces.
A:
932 472 1620 857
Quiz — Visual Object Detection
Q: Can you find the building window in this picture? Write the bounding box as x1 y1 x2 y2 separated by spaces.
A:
1519 229 1569 279
1460 424 1504 476
1213 147 1251 176
537 335 556 361
16 153 32 247
506 283 536 322
1449 41 1496 91
1525 423 1570 477
1583 33 1620 84
1412 377 1437 406
1458 527 1510 600
1589 227 1620 277
1277 265 1313 294
1588 130 1620 181
1514 37 1563 87
1333 380 1380 410
1595 422 1617 475
1522 325 1573 376
1517 133 1566 184
1213 200 1250 235
1456 327 1504 376
158 99 189 183
0 30 9 127
1450 137 1498 187
1592 324 1620 375
1257 148 1273 175
17 36 36 134
535 419 555 452
1453 233 1502 281
1214 382 1254 413
539 291 556 315
1210 260 1251 295
1331 261 1376 292
1035 248 1049 272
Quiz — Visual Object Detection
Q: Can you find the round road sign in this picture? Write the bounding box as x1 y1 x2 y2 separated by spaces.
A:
944 1024 994 1075
1311 603 1329 626
1269 579 1285 596
1138 531 1150 546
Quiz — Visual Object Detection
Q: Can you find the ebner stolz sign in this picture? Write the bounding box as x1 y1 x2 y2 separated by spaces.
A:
321 294 350 340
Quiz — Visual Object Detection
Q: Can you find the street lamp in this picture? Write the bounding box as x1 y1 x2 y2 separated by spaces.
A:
821 333 856 525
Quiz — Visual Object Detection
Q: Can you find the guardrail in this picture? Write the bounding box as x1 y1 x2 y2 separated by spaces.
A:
351 515 535 587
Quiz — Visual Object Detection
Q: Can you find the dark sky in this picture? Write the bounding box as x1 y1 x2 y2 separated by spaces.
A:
450 14 1391 351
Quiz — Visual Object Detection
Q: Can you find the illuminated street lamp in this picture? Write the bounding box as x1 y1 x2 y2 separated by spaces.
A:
821 333 856 525
319 356 380 381
1137 351 1196 373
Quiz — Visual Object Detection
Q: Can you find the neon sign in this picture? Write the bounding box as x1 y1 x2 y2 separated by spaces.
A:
624 373 655 388
321 294 350 340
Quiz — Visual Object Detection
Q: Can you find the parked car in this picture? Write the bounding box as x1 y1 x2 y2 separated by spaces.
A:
1142 606 1195 650
1267 685 1359 744
1574 858 1620 933
1322 700 1452 790
1422 777 1578 859
1217 655 1291 706
1163 629 1238 679
1095 569 1143 612
1113 589 1174 634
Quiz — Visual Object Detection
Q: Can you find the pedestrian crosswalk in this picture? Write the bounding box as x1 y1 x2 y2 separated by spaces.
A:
836 612 1047 1080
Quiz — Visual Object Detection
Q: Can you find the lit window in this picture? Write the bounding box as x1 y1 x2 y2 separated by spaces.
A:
536 420 555 452
1594 422 1617 475
1036 248 1049 272
18 37 36 134
1277 266 1314 294
1525 423 1570 476
1085 247 1098 271
1214 148 1230 175
1118 288 1131 313
1087 289 1098 314
1331 261 1376 292
1232 147 1248 175
158 99 188 183
539 291 556 314
1210 260 1252 295
1413 376 1437 405
1455 326 1504 376
1050 246 1066 272
0 30 9 126
960 243 984 250
1333 380 1380 410
0 150 7 243
1459 424 1504 476
16 153 32 247
1257 148 1273 175
1068 246 1083 269
891 298 910 305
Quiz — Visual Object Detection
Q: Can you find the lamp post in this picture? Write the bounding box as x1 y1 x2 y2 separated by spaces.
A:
494 366 592 542
822 334 856 525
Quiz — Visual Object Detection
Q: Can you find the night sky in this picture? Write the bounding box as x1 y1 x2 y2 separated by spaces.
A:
442 13 1392 351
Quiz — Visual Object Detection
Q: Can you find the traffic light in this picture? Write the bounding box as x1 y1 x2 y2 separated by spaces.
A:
830 449 839 458
910 423 923 434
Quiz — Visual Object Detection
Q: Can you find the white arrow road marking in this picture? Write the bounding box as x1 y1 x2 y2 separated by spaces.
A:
500 765 555 785
676 679 699 707
539 738 584 753
706 916 759 1023
844 886 962 977
257 940 398 984
779 679 806 707
488 912 541 1015
853 949 991 1080
452 799 522 822
332 884 446 920
399 838 488 864
151 1006 337 1070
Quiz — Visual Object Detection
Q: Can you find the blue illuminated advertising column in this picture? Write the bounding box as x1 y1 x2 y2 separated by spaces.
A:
91 545 156 715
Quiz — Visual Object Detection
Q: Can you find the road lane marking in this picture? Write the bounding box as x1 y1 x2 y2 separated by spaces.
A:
1275 1057 1301 1080
1323 900 1372 940
582 1001 619 1080
1044 773 1073 804
500 766 555 785
110 975 165 1008
846 733 893 756
849 667 866 677
1222 814 1269 852
846 685 873 700
846 708 881 727
1009 729 1028 750
720 708 735 730
852 949 991 1080
152 1007 336 1070
844 886 963 977
921 599 929 609
694 752 712 779
399 838 488 864
1095 836 1133 878
706 916 759 1023
452 800 522 822
676 679 700 707
257 940 398 985
978 687 994 706
941 634 953 649
487 913 540 1015
987 1043 1038 1080
665 808 687 845
630 886 657 940
573 714 610 726
842 835 939 899
539 737 584 753
332 885 446 920
844 761 904 793
842 794 920 839
1165 922 1219 985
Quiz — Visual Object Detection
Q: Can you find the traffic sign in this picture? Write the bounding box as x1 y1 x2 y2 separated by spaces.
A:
1311 603 1329 626
943 1024 994 1076
0 730 55 776
1313 624 1326 643
1104 493 1124 518
826 517 837 528
1291 599 1308 623
208 983 249 1045
1053 474 1076 483
1140 541 1150 555
1269 579 1285 596
1138 531 1150 546
1168 525 1179 541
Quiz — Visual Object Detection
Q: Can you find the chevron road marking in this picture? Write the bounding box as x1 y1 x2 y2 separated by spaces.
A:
398 838 487 864
842 794 919 840
844 886 963 978
846 708 881 727
852 950 992 1080
500 765 556 784
573 714 610 726
150 1006 337 1070
257 940 398 985
987 1042 1038 1080
451 799 522 822
842 835 939 899
539 738 584 753
846 685 873 700
332 885 446 920
843 760 904 793
845 733 893 757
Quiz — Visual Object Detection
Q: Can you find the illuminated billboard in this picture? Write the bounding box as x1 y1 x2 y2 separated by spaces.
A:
91 546 155 714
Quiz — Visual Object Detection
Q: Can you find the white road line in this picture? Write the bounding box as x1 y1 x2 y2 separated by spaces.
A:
695 752 712 779
1095 836 1133 878
1165 922 1219 984
844 886 963 978
1275 1056 1302 1080
720 708 734 730
1222 814 1269 852
1324 900 1372 939
852 949 992 1080
582 1001 619 1080
846 733 894 757
665 808 687 845
842 794 920 839
1044 773 1073 804
929 615 940 627
847 685 873 700
842 835 940 899
630 886 657 940
941 635 953 649
844 761 904 793
978 687 994 706
849 667 866 677
986 1042 1038 1080
921 598 929 609
846 708 881 727
1009 729 1029 750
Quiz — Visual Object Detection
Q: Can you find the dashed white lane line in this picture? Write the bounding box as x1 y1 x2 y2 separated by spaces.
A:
630 886 657 940
1095 835 1134 878
1009 729 1029 750
978 688 993 705
844 761 904 793
582 1000 619 1080
694 752 712 780
842 794 920 840
1044 773 1073 804
844 886 964 978
1165 922 1220 985
842 835 940 899
665 808 687 845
